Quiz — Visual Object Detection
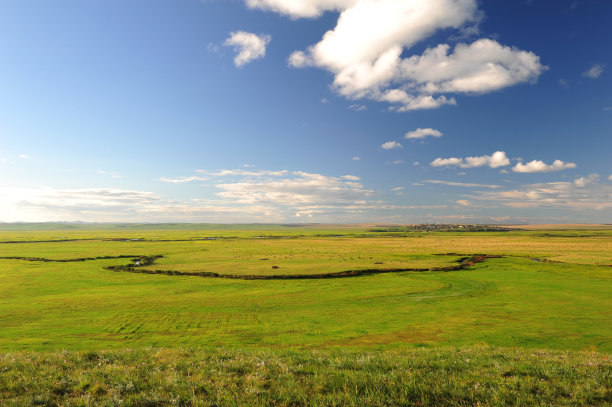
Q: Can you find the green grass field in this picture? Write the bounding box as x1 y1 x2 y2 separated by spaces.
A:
0 225 610 405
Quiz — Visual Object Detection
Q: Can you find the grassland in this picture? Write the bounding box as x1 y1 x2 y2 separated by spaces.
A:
0 225 610 405
2 346 609 406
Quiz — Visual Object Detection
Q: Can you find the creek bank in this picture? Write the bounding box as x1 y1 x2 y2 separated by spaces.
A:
105 254 503 280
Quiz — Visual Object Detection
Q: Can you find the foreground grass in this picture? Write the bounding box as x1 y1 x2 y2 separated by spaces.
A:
1 346 609 406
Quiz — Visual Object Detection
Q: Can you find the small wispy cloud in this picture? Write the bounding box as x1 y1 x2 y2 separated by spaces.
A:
423 180 502 189
159 176 209 183
341 175 360 181
405 128 443 139
390 159 405 165
381 141 402 150
199 169 288 177
348 104 367 111
97 170 123 179
582 63 605 79
18 154 29 159
512 159 576 173
573 173 599 187
206 42 220 53
456 199 470 206
351 156 361 161
391 186 404 191
224 31 271 67
431 151 510 169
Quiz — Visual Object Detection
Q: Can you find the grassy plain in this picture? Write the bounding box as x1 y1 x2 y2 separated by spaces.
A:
2 346 609 406
0 225 610 405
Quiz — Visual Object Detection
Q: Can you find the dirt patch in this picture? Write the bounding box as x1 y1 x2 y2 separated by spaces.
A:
326 328 443 346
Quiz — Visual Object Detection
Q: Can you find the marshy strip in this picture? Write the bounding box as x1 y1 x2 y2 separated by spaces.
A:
0 253 575 279
0 255 144 262
104 254 503 280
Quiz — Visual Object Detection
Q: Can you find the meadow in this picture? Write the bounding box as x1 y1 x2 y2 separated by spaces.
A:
0 224 610 405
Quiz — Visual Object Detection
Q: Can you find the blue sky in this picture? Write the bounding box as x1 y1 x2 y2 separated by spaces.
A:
0 0 611 223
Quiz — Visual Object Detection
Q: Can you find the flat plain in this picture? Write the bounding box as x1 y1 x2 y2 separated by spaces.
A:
0 224 610 405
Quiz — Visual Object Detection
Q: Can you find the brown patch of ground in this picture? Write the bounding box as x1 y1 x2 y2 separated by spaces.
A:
327 329 443 346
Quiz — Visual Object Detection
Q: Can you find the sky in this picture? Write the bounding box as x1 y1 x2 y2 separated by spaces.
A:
0 0 611 224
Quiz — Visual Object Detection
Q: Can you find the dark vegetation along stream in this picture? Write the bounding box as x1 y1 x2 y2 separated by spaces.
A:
1 253 508 280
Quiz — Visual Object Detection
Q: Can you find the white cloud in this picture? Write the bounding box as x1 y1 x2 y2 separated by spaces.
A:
18 154 29 159
573 173 599 187
224 31 271 67
295 209 325 218
391 186 404 191
351 156 361 161
0 170 380 223
341 174 360 180
207 41 221 53
582 63 605 79
405 128 443 139
512 159 576 173
0 187 161 222
199 169 289 177
246 0 354 18
390 160 405 165
608 174 612 181
214 171 373 206
456 199 470 206
348 104 368 111
381 141 402 150
394 39 544 95
253 0 544 111
431 151 510 168
423 179 501 189
98 170 123 179
473 175 612 211
158 176 209 183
